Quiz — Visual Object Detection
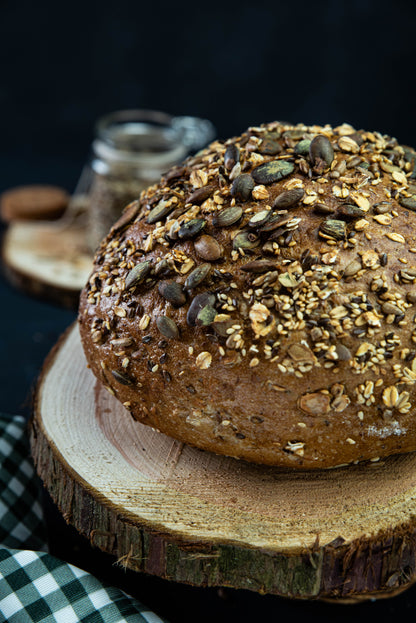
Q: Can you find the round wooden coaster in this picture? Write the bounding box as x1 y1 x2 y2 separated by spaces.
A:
0 185 69 222
31 324 416 600
2 220 93 308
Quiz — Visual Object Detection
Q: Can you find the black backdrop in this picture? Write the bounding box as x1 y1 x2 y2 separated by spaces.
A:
2 1 416 621
2 0 416 193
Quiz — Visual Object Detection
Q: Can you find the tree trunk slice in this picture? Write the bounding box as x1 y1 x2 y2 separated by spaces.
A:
31 323 416 601
2 220 93 308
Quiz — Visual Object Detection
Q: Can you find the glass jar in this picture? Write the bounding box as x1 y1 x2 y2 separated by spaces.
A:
76 109 215 251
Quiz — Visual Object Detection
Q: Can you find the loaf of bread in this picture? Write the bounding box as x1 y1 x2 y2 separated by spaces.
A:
78 121 416 469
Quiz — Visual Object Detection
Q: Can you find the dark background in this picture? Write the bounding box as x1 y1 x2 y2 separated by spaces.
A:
1 0 416 620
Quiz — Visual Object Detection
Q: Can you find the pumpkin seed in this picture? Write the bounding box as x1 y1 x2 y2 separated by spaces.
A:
283 129 305 140
187 292 216 326
111 370 134 386
224 144 240 171
156 316 180 339
273 188 305 209
178 218 206 240
185 263 212 289
187 185 215 205
248 210 271 228
125 260 152 289
213 206 243 227
147 199 174 224
336 344 352 361
258 138 282 155
309 135 334 169
319 219 346 240
241 260 277 273
373 201 392 214
196 305 217 326
251 160 294 185
233 231 260 251
230 174 255 200
154 258 173 277
158 281 186 306
382 302 401 315
399 195 416 211
194 235 222 260
294 139 311 156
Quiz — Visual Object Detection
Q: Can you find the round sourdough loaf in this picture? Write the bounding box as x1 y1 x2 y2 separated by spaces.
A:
79 121 416 469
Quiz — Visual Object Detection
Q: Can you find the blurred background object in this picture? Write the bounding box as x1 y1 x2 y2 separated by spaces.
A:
80 109 215 249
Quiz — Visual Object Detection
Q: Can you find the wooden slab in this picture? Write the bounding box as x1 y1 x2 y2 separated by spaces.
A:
2 220 93 307
31 324 416 600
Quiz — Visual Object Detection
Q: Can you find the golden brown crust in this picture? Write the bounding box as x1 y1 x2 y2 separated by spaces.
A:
78 121 416 468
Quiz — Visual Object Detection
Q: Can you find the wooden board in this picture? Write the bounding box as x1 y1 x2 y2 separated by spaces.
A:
31 323 416 600
2 220 93 308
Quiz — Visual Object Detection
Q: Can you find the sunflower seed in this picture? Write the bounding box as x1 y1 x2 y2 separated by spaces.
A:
194 235 222 260
158 281 186 306
258 213 292 234
213 206 243 227
230 174 255 200
187 292 216 326
187 185 215 205
111 370 134 386
343 260 361 277
337 204 365 220
309 135 334 170
164 166 186 182
251 160 294 185
156 316 180 339
273 188 305 209
224 144 240 171
111 200 141 234
313 203 335 215
178 218 206 240
185 263 212 289
241 260 277 273
147 200 174 224
125 260 152 289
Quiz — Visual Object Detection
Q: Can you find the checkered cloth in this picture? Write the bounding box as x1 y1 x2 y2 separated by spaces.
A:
0 413 168 623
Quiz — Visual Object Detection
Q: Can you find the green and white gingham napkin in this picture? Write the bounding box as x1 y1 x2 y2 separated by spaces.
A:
0 413 168 623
